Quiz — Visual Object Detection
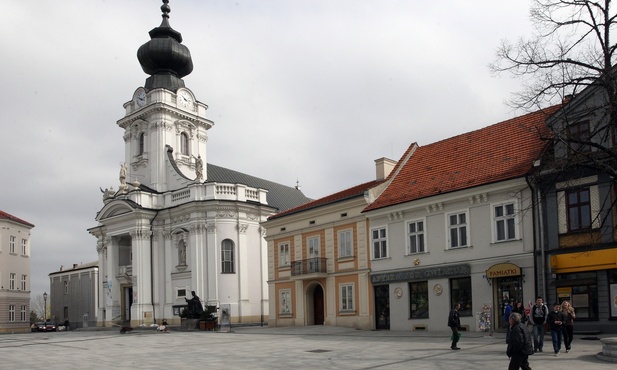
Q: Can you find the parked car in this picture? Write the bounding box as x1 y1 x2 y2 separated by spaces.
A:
37 322 58 332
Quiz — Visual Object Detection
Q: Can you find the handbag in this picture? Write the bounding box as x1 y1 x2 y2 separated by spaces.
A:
450 332 462 340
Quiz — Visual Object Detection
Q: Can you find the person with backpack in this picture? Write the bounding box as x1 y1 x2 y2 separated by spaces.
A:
447 303 462 350
531 296 548 352
507 312 533 370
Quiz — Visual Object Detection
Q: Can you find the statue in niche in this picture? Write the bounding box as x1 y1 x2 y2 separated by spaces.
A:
185 291 204 319
178 243 186 265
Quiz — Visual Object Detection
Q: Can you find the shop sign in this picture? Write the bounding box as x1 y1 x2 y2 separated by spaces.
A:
370 264 470 284
486 263 521 278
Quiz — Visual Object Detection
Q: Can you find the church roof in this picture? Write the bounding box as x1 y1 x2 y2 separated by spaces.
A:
207 164 312 212
0 210 34 228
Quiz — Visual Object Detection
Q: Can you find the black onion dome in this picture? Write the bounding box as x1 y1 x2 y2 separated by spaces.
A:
137 0 193 92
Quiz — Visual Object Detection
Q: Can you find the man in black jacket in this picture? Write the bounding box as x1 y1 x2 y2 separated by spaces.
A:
448 303 461 350
507 312 533 370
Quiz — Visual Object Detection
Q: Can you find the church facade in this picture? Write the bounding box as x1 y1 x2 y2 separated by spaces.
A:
88 2 310 327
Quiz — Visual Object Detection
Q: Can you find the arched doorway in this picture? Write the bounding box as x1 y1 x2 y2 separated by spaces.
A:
313 285 324 325
306 283 325 325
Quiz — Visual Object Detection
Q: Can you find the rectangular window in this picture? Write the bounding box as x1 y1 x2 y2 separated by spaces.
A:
372 228 387 259
20 305 27 322
340 284 355 311
279 243 290 267
21 239 27 255
221 240 235 273
9 273 15 290
307 236 321 272
407 220 425 254
557 271 599 320
567 120 591 153
9 236 15 253
64 281 69 294
338 230 353 258
177 288 187 298
279 289 292 315
450 277 472 317
21 275 26 291
8 305 15 322
409 281 429 318
494 203 516 241
448 212 468 248
567 188 591 231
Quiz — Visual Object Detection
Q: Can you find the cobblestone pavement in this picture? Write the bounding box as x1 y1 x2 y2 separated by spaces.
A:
0 326 614 370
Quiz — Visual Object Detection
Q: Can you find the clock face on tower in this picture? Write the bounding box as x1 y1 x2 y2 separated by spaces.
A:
135 91 146 107
179 91 193 108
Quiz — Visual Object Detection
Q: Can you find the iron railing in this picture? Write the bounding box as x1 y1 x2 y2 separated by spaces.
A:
291 257 327 276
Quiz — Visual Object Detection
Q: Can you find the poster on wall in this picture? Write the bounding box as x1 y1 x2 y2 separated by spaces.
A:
610 284 617 317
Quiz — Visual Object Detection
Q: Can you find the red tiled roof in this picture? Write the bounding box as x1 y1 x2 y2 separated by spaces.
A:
268 179 385 220
0 210 35 228
363 106 560 212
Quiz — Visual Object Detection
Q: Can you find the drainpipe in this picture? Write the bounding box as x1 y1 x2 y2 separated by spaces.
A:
526 175 547 301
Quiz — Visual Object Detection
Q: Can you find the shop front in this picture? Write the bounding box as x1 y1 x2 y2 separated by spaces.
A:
486 263 524 331
550 248 617 333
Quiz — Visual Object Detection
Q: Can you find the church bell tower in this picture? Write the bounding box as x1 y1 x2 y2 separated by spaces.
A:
116 0 213 193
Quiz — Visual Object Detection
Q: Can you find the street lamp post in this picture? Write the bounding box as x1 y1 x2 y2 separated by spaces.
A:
43 292 47 322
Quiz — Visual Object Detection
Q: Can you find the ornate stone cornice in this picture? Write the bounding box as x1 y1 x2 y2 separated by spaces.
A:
207 223 216 233
130 229 152 241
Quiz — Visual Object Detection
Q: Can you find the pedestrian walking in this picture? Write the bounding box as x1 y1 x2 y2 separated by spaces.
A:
561 300 576 353
530 296 548 352
547 303 565 356
447 303 462 350
504 299 514 343
507 312 533 370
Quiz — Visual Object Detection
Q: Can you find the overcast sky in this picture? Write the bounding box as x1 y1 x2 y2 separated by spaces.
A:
2 0 536 302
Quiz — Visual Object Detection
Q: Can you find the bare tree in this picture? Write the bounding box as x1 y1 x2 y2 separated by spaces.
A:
30 294 47 321
491 0 617 179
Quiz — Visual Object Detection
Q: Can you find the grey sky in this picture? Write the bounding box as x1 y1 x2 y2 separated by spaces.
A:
2 0 534 300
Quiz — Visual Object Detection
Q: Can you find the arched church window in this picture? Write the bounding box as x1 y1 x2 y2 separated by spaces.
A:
221 239 235 273
139 133 145 155
178 240 187 265
180 132 189 155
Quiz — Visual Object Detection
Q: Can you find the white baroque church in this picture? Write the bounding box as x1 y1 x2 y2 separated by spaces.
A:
88 1 310 327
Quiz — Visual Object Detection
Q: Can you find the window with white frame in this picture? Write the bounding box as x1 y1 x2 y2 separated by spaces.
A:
21 275 26 291
9 273 15 290
21 239 27 255
307 236 321 272
279 289 292 315
448 212 468 248
340 283 355 311
177 288 187 298
407 220 425 254
338 229 353 258
279 242 290 267
221 239 235 273
20 305 27 321
9 236 15 253
372 228 387 259
138 132 145 155
64 281 69 294
8 305 15 322
494 202 516 242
